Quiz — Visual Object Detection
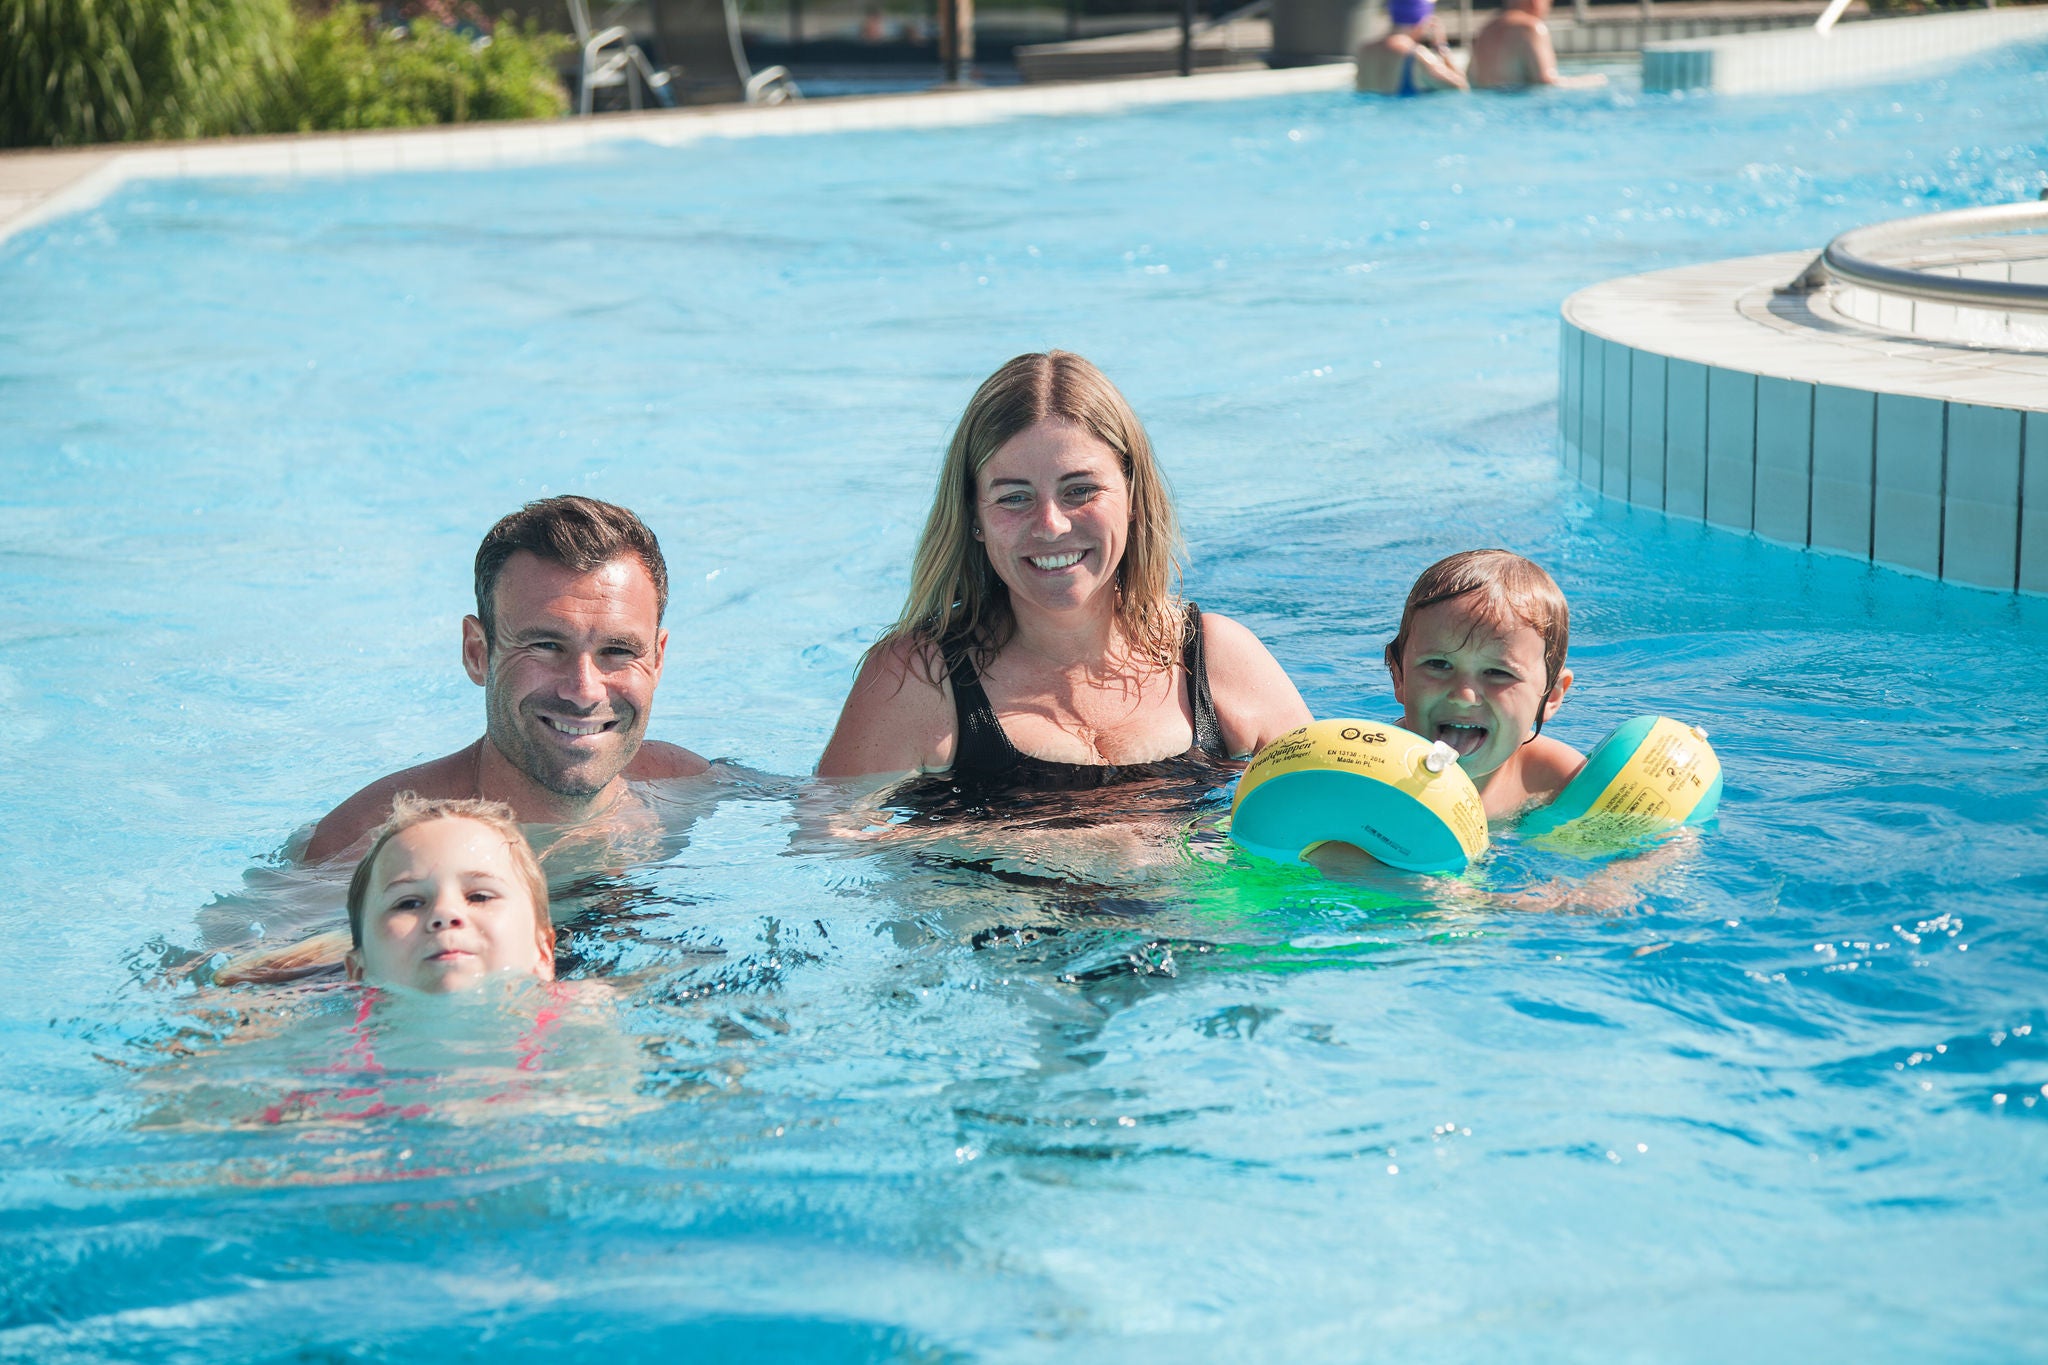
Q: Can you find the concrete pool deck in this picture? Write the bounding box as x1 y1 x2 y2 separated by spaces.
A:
0 63 1354 249
1561 251 2048 594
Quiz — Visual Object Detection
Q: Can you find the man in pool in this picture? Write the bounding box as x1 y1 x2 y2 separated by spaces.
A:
1385 548 1585 820
1468 0 1607 91
345 795 556 992
305 495 709 863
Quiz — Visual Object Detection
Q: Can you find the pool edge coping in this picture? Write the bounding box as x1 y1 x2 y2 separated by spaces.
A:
0 63 1355 247
1562 250 2048 413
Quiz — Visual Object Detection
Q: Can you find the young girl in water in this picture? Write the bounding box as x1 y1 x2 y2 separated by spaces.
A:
1386 549 1586 821
344 794 556 992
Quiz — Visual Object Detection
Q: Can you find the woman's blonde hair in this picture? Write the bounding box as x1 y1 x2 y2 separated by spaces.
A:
877 351 1186 677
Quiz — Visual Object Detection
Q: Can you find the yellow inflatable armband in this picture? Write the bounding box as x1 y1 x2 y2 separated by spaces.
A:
1519 715 1722 853
1229 720 1488 874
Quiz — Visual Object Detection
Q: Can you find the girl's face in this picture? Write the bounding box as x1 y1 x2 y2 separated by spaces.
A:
348 817 553 993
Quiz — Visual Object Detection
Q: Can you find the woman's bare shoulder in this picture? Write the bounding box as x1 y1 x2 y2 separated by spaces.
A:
1197 611 1312 756
817 635 955 778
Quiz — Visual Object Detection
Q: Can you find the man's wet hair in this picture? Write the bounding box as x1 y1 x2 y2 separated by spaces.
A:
473 495 668 644
344 794 552 949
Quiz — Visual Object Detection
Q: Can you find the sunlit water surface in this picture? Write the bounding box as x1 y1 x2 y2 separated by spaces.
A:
4 51 2048 1362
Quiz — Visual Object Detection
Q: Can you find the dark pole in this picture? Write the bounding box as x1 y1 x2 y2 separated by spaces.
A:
941 0 972 82
790 0 802 46
1179 0 1195 75
1067 0 1080 40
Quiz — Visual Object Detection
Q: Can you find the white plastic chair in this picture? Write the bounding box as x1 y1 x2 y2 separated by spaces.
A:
568 0 676 115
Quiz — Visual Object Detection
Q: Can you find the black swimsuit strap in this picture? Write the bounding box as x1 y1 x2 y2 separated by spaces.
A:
943 603 1228 779
943 639 1023 775
1181 603 1229 761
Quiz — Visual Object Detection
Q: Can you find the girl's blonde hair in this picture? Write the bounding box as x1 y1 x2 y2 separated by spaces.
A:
876 351 1186 676
344 794 552 948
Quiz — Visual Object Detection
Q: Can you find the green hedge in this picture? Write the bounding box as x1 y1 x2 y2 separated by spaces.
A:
1 0 295 146
0 1 570 148
255 4 569 133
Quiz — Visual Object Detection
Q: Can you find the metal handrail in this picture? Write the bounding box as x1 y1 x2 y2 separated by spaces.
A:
1784 201 2048 312
1191 0 1268 40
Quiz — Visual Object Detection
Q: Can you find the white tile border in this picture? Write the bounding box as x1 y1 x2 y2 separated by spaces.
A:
1560 249 2047 592
1565 250 2048 414
1642 6 2048 94
0 63 1353 248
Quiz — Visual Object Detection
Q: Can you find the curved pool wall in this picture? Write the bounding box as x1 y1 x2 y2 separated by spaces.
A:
7 50 2048 1364
1559 249 2048 593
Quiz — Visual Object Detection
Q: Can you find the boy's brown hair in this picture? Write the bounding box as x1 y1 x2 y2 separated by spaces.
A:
344 794 552 948
1384 549 1571 729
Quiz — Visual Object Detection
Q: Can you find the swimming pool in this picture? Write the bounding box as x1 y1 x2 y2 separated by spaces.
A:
5 50 2048 1360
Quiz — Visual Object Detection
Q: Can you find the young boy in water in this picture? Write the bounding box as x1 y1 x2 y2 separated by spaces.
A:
1386 549 1586 821
343 795 556 993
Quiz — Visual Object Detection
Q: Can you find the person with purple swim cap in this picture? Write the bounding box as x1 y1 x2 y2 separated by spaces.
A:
1355 0 1468 95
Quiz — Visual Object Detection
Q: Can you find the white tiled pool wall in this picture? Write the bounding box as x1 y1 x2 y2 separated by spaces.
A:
1642 7 2048 94
1559 319 2048 593
1831 252 2048 351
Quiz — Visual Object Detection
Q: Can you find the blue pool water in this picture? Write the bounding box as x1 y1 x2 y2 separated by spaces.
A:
5 51 2048 1360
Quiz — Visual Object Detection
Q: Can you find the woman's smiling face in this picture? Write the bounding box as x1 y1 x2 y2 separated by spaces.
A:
1391 598 1565 782
974 419 1131 618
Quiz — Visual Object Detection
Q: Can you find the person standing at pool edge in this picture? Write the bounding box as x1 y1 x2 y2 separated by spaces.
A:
305 496 709 863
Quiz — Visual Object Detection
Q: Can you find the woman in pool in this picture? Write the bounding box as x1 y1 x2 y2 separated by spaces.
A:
1354 0 1468 96
818 351 1310 790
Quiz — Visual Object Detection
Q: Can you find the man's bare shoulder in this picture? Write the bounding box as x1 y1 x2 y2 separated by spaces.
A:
303 746 481 865
628 740 713 780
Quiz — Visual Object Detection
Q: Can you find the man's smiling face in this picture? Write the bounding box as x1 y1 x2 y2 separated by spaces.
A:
464 550 668 801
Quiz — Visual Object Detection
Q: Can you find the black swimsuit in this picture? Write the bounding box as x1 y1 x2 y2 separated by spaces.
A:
938 603 1230 792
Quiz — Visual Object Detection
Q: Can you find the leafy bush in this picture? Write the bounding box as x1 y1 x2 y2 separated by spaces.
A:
0 1 570 147
1 0 296 146
255 4 570 132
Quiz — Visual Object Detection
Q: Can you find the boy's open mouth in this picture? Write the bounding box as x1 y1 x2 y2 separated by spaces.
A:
1435 722 1489 757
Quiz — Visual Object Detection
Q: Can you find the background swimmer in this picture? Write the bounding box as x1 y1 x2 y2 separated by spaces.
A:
1468 0 1608 90
345 795 556 993
1354 0 1468 96
1385 549 1584 821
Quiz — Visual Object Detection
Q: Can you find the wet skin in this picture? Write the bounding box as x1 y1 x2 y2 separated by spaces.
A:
463 551 668 807
345 816 555 993
1390 598 1576 811
304 551 705 865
